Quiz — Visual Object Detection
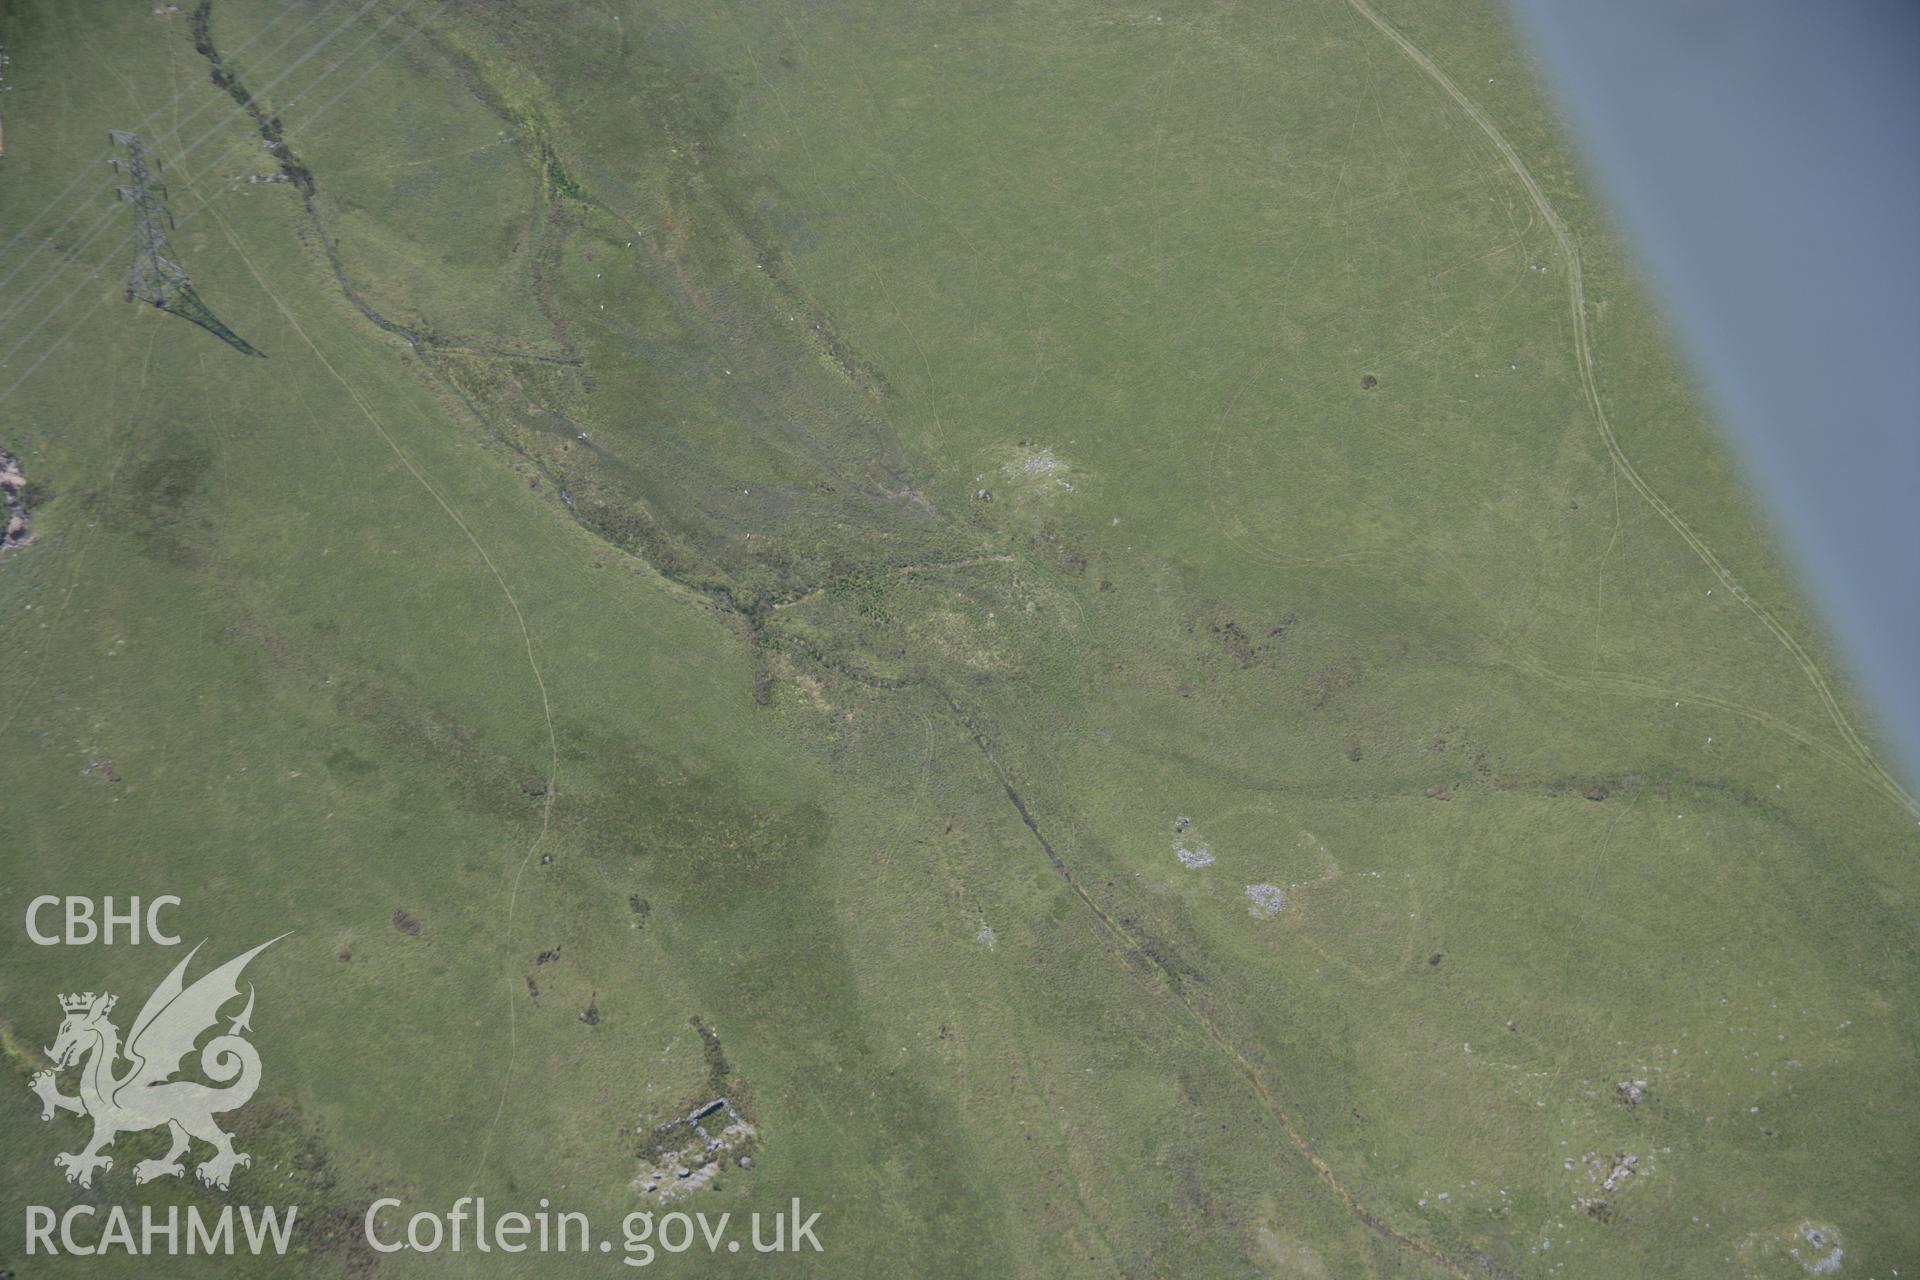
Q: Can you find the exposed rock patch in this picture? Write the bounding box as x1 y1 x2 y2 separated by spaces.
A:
1172 815 1218 868
633 1097 758 1202
1792 1222 1844 1276
1246 884 1287 918
1 449 33 555
993 444 1076 498
1175 841 1215 869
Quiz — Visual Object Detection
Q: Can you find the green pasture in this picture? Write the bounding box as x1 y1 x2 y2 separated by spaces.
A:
0 0 1913 1275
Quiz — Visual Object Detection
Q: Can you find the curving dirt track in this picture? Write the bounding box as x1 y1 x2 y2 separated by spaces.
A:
1344 0 1917 820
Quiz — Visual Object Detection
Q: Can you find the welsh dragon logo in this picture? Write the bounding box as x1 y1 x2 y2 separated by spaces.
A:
30 937 282 1190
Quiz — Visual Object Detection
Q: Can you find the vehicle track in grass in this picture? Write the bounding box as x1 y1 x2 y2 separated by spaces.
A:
200 197 560 1192
1343 0 1917 821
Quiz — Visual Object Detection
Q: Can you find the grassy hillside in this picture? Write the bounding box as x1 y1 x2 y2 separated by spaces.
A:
1 0 1914 1276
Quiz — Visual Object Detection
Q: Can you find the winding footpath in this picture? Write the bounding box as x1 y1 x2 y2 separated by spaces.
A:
1344 0 1917 820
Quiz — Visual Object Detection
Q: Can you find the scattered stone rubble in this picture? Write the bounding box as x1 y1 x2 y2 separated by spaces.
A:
1245 884 1287 918
1 449 31 555
1791 1222 1844 1276
1172 815 1215 868
633 1098 758 1203
1574 1151 1640 1221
